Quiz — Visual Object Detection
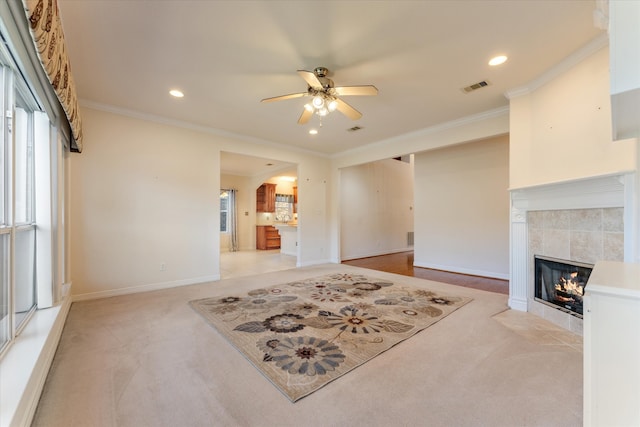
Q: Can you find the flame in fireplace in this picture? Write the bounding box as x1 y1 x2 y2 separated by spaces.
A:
554 272 584 301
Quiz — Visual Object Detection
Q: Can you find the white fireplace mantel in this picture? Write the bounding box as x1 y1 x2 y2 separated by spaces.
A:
511 174 629 212
509 172 637 319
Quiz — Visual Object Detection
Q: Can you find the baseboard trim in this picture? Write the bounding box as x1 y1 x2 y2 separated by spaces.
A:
413 260 510 281
72 275 220 302
0 292 72 427
508 296 528 312
340 247 413 262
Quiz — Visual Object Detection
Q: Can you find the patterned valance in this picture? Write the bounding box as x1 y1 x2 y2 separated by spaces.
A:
22 0 83 151
275 193 295 203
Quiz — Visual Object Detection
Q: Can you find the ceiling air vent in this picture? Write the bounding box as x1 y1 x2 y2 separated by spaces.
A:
461 80 490 93
347 126 363 132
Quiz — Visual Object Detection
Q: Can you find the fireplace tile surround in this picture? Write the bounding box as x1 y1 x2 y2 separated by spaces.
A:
528 208 624 265
509 173 635 335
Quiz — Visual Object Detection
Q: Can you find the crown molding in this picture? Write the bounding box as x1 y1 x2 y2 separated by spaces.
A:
78 99 331 158
504 33 609 100
333 105 510 159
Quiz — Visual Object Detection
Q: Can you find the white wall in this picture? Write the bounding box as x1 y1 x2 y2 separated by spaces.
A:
413 135 510 279
509 46 636 189
340 158 414 260
70 107 330 299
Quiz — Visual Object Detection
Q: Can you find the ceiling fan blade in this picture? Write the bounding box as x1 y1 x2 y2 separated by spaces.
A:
297 70 323 90
261 92 307 103
297 108 313 125
334 85 378 96
335 98 362 120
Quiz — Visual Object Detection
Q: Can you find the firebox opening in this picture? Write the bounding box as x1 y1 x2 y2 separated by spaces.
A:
534 255 593 318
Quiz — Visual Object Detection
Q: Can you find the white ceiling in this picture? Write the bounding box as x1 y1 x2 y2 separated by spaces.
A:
58 0 604 176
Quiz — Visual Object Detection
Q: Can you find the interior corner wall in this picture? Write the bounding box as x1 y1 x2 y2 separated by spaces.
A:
339 158 414 260
509 46 637 190
413 135 510 279
69 108 220 299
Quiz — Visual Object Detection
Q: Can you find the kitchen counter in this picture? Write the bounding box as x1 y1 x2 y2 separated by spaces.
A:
274 224 297 256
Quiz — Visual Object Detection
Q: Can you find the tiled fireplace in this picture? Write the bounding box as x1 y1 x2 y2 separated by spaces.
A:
534 255 593 317
509 173 635 335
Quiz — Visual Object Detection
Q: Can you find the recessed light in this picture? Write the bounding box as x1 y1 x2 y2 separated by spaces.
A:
309 129 318 135
489 55 508 66
169 89 184 98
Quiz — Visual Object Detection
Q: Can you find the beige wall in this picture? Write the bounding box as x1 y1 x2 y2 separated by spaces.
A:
329 109 510 262
340 158 414 260
70 107 330 299
413 135 510 279
70 42 638 299
509 46 636 189
70 108 220 299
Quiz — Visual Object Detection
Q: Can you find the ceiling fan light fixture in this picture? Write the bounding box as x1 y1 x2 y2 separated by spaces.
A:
261 66 377 124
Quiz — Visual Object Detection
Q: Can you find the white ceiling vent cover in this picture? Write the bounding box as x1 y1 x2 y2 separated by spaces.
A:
461 80 490 93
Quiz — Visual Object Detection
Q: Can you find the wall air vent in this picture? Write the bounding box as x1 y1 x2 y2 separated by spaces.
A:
347 126 363 132
461 80 490 93
407 231 414 246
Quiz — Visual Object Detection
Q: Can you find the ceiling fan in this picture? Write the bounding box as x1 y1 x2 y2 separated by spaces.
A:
261 67 378 124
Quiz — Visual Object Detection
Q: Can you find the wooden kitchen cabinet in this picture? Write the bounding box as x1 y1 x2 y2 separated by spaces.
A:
256 183 276 212
256 225 280 250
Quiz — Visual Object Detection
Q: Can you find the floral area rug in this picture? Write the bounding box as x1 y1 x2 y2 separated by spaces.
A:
189 272 472 402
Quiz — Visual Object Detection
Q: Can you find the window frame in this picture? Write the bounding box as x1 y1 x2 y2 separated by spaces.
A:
0 45 46 357
220 190 229 233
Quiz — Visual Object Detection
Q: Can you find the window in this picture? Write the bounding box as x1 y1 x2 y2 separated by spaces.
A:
0 44 45 355
13 100 37 330
275 193 294 222
220 190 229 233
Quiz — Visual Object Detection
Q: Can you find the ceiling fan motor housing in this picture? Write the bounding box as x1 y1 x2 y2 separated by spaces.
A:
314 66 329 77
313 67 334 89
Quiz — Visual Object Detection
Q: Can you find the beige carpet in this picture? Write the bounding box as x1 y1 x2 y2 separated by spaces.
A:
32 264 583 427
189 272 471 401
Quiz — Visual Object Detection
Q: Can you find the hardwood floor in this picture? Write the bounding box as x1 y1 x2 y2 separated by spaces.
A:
342 251 509 295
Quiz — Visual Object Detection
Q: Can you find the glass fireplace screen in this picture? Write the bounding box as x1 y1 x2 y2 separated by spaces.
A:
534 255 593 317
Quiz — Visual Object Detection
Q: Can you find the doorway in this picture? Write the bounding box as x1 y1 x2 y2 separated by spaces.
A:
220 151 298 279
